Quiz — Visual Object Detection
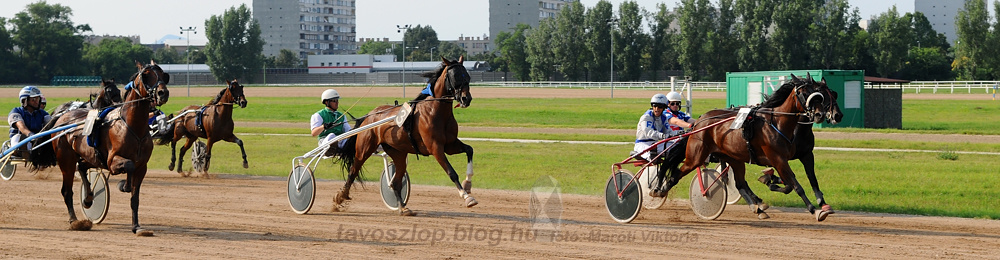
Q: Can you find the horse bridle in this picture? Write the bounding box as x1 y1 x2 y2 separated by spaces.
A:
793 83 824 123
441 63 470 100
128 65 165 104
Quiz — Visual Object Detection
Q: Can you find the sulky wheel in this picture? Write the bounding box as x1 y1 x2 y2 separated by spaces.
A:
1 141 16 181
287 165 316 214
604 170 642 223
636 167 666 210
689 168 728 220
718 164 742 205
379 162 410 211
81 169 110 224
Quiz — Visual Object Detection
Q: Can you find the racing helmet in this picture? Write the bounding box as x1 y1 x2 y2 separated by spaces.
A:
19 86 42 104
666 92 683 102
650 93 668 107
321 89 340 103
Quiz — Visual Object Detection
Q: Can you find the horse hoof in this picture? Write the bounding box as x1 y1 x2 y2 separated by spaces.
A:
757 212 770 220
242 162 249 168
816 210 832 222
399 208 417 216
70 219 93 231
117 180 131 193
462 180 472 194
758 203 769 211
135 229 154 237
465 196 478 208
821 204 835 214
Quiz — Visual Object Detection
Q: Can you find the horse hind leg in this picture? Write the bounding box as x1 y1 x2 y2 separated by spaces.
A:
386 150 416 216
726 162 770 219
332 148 375 212
58 156 92 230
76 163 94 208
176 138 195 177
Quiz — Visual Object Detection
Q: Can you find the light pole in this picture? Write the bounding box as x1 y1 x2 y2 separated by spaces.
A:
607 18 618 98
180 26 197 97
429 47 436 61
397 24 411 98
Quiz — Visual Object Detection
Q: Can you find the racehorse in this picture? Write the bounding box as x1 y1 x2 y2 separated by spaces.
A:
157 79 248 176
755 74 843 220
330 56 475 216
659 75 825 220
51 78 123 116
29 61 170 234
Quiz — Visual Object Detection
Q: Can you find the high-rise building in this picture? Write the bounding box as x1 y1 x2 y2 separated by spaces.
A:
489 0 576 50
254 0 357 60
915 0 982 44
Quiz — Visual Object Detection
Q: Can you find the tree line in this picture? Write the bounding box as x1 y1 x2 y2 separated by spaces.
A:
487 0 1000 82
0 2 269 85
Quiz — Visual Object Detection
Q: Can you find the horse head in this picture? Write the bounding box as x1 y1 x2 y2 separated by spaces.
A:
130 60 170 106
789 73 826 124
95 78 123 108
225 79 248 108
435 56 472 108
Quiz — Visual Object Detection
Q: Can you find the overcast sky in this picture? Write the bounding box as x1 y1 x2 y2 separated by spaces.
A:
0 0 960 44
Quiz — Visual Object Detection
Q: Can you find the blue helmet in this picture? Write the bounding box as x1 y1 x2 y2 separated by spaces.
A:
19 86 42 104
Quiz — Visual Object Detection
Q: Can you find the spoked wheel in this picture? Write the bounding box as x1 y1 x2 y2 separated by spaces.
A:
379 163 410 211
718 164 742 205
689 168 728 220
604 170 642 223
287 165 316 214
637 166 666 209
1 141 16 181
80 169 110 224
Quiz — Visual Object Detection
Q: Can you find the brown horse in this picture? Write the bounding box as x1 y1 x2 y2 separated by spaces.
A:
754 75 843 220
29 61 170 234
51 78 123 116
331 56 475 216
659 75 824 220
157 79 248 176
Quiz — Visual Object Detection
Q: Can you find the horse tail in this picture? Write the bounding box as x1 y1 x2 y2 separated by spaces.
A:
27 131 58 171
662 136 689 178
154 115 175 146
334 135 362 181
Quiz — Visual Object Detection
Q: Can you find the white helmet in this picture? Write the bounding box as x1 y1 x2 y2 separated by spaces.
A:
666 92 683 102
321 89 340 103
19 86 42 104
650 94 668 107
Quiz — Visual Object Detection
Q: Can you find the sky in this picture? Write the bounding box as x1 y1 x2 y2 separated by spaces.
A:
0 0 949 44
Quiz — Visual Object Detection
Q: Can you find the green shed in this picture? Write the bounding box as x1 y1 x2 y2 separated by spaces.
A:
725 70 865 128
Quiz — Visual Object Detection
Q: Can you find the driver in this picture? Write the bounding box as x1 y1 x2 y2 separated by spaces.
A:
8 86 52 158
632 92 693 162
311 89 352 150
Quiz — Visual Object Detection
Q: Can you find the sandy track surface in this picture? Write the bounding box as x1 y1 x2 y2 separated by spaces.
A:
1 169 998 259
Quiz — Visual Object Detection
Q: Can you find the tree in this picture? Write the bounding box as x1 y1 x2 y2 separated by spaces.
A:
553 1 588 81
526 19 556 81
869 6 912 78
435 41 467 60
901 47 952 80
615 1 646 81
153 47 181 64
735 0 776 72
204 4 264 82
770 0 818 70
401 25 440 61
275 49 300 68
0 17 25 84
677 0 713 80
584 1 613 81
495 24 530 81
357 40 393 55
708 0 737 80
648 3 680 81
9 2 91 83
811 0 861 69
906 12 949 51
82 38 153 81
954 0 990 80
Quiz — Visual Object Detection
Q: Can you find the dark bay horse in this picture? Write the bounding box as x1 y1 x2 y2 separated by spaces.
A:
29 61 170 234
755 74 843 220
331 56 475 216
51 78 123 116
157 79 248 176
659 76 825 220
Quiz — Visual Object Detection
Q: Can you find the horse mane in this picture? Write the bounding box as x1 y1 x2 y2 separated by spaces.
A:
760 77 806 108
208 87 227 105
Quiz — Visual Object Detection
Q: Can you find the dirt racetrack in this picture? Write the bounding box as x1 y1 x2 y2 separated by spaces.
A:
1 168 998 259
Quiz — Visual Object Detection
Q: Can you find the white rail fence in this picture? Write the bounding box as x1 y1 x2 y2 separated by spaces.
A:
475 81 1000 94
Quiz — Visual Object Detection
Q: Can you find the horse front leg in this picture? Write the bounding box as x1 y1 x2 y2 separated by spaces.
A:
225 135 249 169
431 148 477 208
772 161 823 220
800 153 834 220
445 140 473 194
726 162 771 219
